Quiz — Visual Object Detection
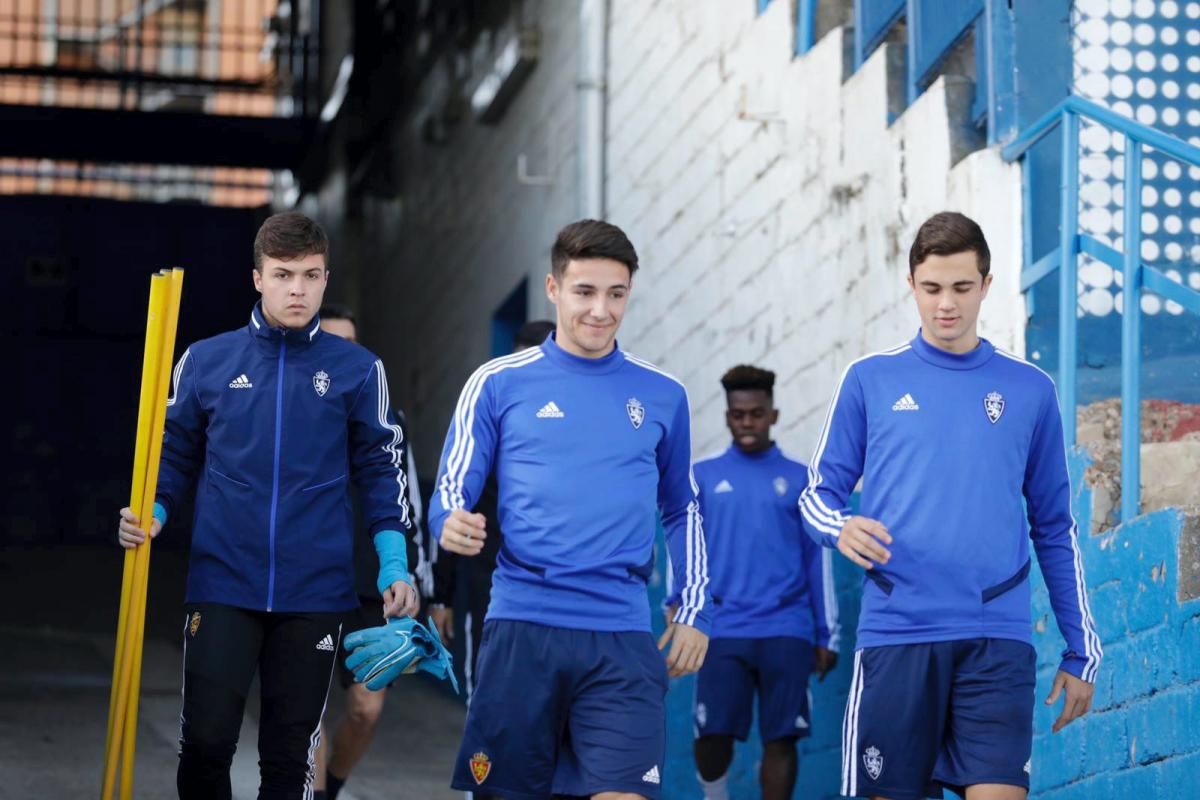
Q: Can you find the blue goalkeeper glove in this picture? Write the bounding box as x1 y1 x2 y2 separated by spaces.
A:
343 616 459 693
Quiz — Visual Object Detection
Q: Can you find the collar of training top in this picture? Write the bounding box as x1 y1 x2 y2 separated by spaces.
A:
909 329 995 371
539 330 627 375
726 441 780 461
248 301 323 346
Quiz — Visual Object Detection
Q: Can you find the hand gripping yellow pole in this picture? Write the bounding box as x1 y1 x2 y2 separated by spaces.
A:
102 269 184 800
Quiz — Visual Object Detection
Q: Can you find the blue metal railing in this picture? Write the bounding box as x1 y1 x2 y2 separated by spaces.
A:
851 0 984 106
795 0 817 55
855 0 906 67
1001 95 1200 523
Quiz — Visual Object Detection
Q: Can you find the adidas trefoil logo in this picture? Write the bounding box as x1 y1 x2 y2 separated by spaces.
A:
229 374 253 389
713 479 734 494
315 634 335 652
642 766 660 785
891 393 919 411
536 401 565 419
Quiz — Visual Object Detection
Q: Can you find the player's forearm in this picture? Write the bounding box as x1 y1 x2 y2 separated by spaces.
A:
374 529 411 593
1034 535 1102 682
800 487 848 548
667 543 711 632
154 458 196 521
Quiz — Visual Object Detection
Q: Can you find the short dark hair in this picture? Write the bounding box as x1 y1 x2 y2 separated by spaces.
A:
551 219 639 279
720 365 776 397
908 211 990 278
514 319 555 349
319 303 356 325
254 211 329 271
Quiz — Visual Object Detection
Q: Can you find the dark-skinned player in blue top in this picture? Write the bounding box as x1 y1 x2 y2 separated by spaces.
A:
429 219 711 800
800 212 1101 800
680 364 839 800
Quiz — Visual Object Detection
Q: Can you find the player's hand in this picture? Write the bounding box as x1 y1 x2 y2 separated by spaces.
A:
440 509 487 556
657 621 709 678
117 507 161 549
430 605 454 641
836 516 891 570
1045 669 1094 733
382 580 419 619
814 646 838 681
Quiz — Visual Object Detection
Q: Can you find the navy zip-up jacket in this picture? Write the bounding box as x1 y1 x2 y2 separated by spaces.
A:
156 303 411 613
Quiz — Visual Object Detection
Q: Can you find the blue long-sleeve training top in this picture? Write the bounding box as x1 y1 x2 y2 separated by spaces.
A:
427 333 711 634
690 444 839 647
156 303 411 613
799 332 1102 682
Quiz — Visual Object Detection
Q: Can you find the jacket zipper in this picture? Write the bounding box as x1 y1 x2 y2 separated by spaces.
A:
267 337 286 611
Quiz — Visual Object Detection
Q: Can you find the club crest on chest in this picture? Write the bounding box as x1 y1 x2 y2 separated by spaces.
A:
984 391 1005 424
626 397 645 429
313 370 330 397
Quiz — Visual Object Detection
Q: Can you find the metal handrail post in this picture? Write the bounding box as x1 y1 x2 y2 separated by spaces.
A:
1121 138 1143 521
1058 110 1080 446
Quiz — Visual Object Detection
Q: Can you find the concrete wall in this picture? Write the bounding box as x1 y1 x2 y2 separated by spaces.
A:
341 1 583 474
604 0 1025 457
340 0 1029 471
1027 452 1200 798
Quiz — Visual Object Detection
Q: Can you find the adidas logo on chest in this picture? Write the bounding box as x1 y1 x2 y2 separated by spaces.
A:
891 393 919 411
536 401 565 419
228 374 253 389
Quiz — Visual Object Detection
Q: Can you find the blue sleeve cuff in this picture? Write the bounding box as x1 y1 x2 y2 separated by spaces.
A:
374 529 410 594
674 607 711 636
1059 653 1096 683
152 502 168 526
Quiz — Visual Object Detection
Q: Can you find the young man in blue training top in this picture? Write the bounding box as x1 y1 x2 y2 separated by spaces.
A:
684 364 840 800
429 219 711 800
117 212 418 799
800 211 1102 800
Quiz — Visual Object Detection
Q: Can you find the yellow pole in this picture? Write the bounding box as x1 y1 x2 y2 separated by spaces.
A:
119 269 184 800
102 273 170 800
104 278 164 754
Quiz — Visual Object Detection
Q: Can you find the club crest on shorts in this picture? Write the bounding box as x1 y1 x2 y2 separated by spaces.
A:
313 370 330 397
189 611 201 637
469 751 491 784
626 397 645 429
984 390 1005 424
863 746 884 781
774 476 788 496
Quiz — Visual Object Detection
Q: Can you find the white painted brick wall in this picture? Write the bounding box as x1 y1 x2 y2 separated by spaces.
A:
336 0 1026 477
608 0 1024 458
340 1 583 474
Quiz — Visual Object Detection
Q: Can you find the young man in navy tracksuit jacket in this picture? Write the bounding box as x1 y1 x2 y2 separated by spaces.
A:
429 220 711 800
800 212 1101 799
685 365 839 800
117 212 418 800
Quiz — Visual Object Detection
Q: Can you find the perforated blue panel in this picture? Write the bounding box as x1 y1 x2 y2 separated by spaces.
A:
1073 0 1200 324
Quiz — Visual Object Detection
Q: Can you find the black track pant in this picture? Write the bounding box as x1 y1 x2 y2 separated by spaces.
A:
176 603 342 800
